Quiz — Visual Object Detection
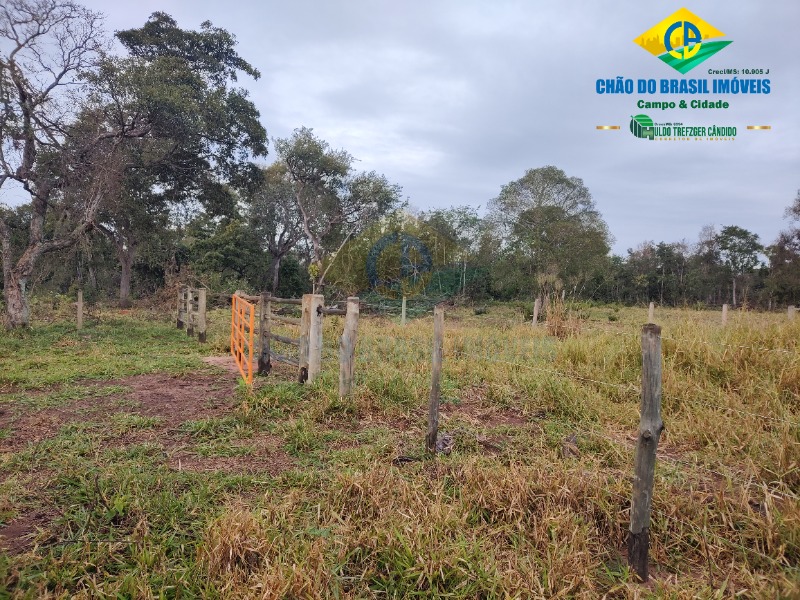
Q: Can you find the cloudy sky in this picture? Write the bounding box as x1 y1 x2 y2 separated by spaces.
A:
49 1 800 252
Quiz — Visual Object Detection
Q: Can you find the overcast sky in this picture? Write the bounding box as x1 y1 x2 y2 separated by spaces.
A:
29 1 800 253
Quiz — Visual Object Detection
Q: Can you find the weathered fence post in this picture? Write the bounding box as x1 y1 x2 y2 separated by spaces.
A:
307 294 325 383
177 286 186 329
648 302 655 323
197 288 207 343
77 289 83 330
298 294 311 383
186 288 195 337
339 297 360 398
532 298 541 326
628 323 664 582
426 305 444 453
258 292 271 375
401 295 407 326
722 303 728 326
789 305 796 321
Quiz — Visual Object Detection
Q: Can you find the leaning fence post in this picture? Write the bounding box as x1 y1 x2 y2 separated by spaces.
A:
532 297 541 326
177 286 186 329
648 302 654 323
258 292 271 375
197 288 207 343
789 305 796 321
401 295 407 326
307 294 325 383
628 323 664 582
722 303 728 326
426 305 444 453
77 289 83 330
339 297 360 398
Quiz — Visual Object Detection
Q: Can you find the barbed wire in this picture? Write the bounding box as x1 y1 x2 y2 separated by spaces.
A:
454 351 638 392
581 324 799 356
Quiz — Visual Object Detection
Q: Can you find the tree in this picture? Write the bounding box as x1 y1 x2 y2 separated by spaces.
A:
188 213 264 288
766 190 800 305
0 0 144 327
274 127 402 292
248 164 304 292
92 13 267 306
716 225 762 307
419 206 483 298
485 166 611 300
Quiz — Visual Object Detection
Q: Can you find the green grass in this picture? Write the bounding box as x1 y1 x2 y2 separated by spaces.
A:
0 302 798 598
0 317 213 390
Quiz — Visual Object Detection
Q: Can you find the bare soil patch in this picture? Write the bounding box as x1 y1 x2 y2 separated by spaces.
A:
441 401 527 428
202 355 299 384
168 444 293 476
0 372 238 452
439 383 529 428
2 367 296 478
0 509 55 554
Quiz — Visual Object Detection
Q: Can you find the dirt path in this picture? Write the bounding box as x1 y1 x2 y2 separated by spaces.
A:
0 357 294 554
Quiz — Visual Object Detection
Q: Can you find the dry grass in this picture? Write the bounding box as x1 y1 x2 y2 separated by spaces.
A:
2 302 798 598
191 303 799 598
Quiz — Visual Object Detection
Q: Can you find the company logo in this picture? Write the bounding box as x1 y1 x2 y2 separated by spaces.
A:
629 114 737 141
366 232 433 299
629 115 654 139
634 8 732 74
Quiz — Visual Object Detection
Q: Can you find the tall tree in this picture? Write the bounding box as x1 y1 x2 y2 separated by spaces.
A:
766 190 800 305
485 166 611 300
274 127 402 292
93 13 267 306
716 225 762 307
248 164 304 292
0 0 148 327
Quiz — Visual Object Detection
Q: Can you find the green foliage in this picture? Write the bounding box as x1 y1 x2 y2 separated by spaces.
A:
717 225 763 275
274 127 403 287
188 214 267 288
484 166 611 298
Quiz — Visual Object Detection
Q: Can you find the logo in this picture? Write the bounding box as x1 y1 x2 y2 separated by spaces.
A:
634 8 732 74
628 114 737 141
630 115 654 139
366 232 433 299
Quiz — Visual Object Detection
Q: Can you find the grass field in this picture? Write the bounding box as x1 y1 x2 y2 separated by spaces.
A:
0 299 798 598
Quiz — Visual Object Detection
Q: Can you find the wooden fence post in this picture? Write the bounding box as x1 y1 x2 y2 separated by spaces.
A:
722 303 728 326
401 295 407 326
426 305 444 453
197 288 207 343
177 286 186 329
257 293 272 375
789 305 796 321
532 298 541 326
648 302 654 323
77 289 83 330
298 294 311 383
339 297 360 398
186 288 195 337
628 323 664 582
307 294 325 383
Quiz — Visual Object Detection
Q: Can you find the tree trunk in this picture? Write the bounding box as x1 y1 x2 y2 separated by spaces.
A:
3 272 30 329
119 249 135 308
270 255 282 292
732 277 737 307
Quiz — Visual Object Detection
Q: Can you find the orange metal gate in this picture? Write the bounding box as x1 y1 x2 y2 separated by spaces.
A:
231 294 255 384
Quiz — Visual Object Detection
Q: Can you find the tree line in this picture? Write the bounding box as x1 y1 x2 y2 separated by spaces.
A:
1 1 798 330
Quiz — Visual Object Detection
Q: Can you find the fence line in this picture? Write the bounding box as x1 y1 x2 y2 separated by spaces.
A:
582 325 799 356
